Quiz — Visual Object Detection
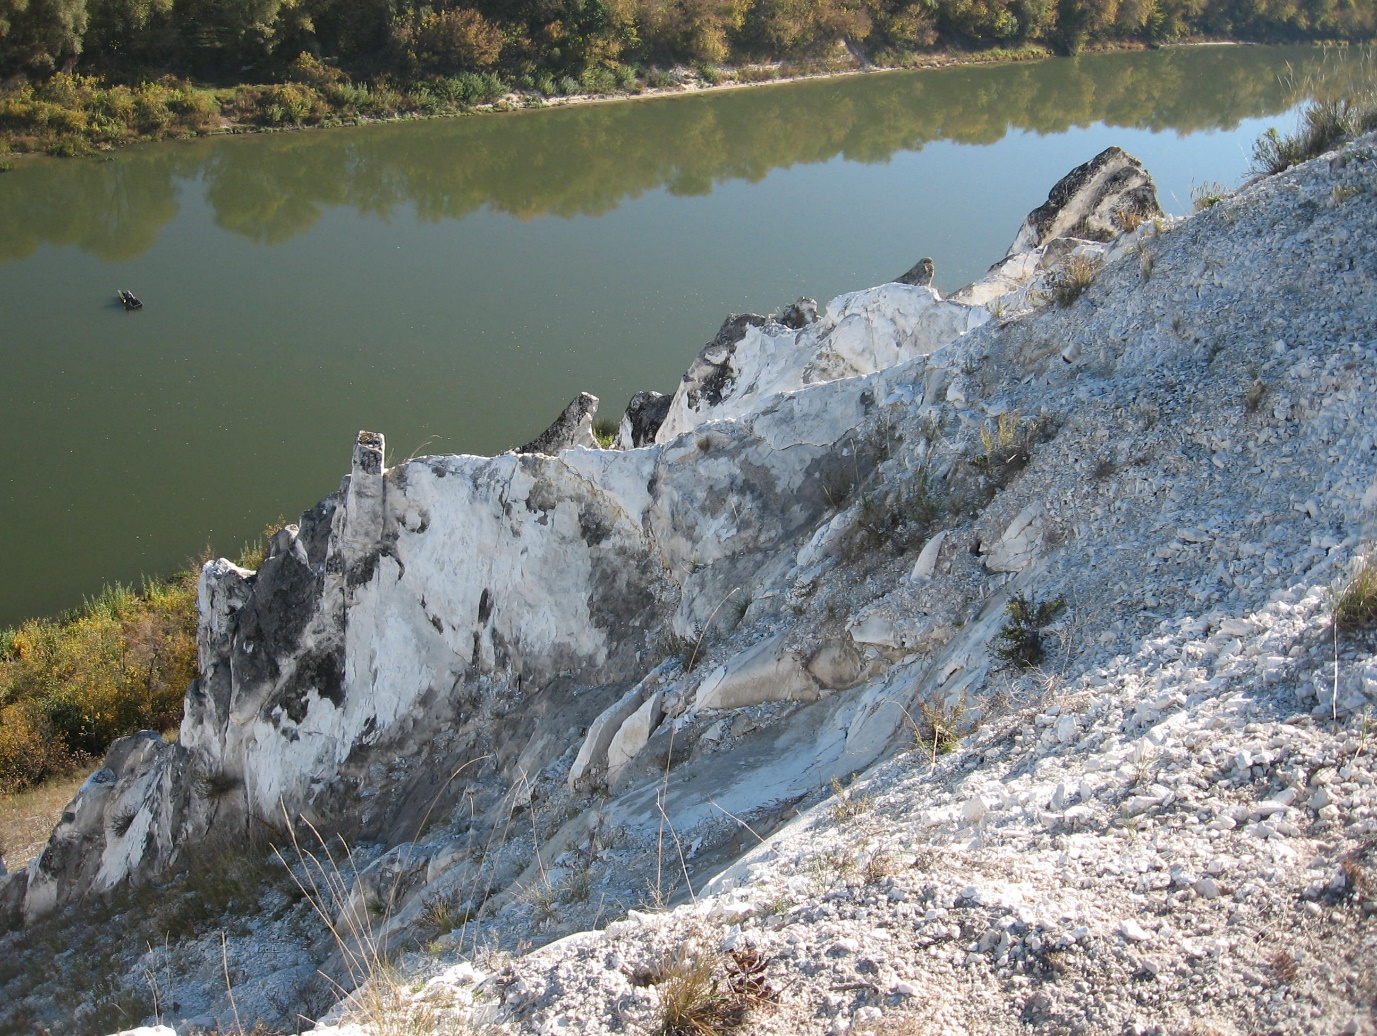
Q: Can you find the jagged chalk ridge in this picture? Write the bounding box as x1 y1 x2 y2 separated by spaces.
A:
1 139 1373 1036
290 136 1376 1035
299 137 1377 1035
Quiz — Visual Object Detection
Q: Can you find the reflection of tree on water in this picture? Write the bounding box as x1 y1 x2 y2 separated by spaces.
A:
0 46 1354 263
0 146 198 262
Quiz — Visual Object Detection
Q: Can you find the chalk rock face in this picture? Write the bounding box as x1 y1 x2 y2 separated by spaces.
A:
605 691 663 784
666 313 770 425
777 296 819 329
23 360 897 917
0 864 25 932
518 392 600 454
615 390 672 449
695 634 819 711
650 159 1163 445
654 284 989 442
894 257 935 287
982 503 1044 573
806 638 867 691
1007 146 1162 254
910 530 947 582
21 731 187 924
569 679 658 790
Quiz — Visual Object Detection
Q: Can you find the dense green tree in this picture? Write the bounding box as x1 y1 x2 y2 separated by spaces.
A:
0 0 87 71
83 0 174 62
637 0 751 61
173 0 311 69
393 4 503 71
937 0 1022 44
746 0 873 55
869 0 937 48
299 0 394 64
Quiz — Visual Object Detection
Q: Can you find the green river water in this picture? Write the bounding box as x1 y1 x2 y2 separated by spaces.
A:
0 44 1359 625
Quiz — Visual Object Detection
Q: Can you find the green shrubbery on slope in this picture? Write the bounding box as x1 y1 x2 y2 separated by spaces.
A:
0 534 269 795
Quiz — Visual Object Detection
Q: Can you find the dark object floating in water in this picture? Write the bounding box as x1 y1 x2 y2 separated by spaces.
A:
118 289 142 310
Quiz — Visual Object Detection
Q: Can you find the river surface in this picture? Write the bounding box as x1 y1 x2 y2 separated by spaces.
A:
0 44 1360 626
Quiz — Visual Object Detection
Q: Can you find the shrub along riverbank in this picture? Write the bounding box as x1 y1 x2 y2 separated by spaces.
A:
0 44 1056 157
0 535 268 796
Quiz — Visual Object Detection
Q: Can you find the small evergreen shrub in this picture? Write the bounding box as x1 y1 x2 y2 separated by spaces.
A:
993 593 1066 670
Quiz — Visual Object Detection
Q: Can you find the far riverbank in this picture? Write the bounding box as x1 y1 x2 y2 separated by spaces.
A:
0 37 1350 161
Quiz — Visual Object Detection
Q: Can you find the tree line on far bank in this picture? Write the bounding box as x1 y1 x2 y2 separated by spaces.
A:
1 0 1373 90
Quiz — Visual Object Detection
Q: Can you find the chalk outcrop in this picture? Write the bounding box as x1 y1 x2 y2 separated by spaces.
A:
517 391 600 453
1006 144 1162 253
5 138 1376 1036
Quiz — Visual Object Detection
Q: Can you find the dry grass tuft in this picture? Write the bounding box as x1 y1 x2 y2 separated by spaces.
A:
973 411 1035 482
1113 206 1150 233
1191 181 1228 211
1335 556 1377 631
195 766 243 800
913 696 968 761
829 774 874 821
0 768 86 869
647 939 777 1036
1045 253 1101 308
1269 949 1300 984
1252 92 1377 177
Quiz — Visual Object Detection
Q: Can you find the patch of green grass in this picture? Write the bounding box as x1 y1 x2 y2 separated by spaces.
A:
593 415 619 449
